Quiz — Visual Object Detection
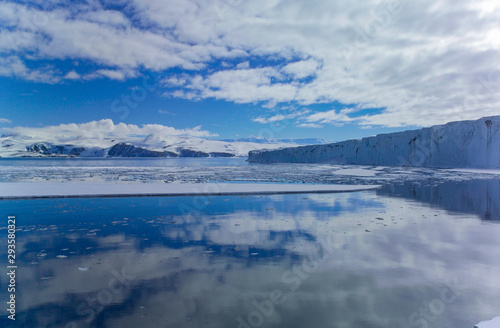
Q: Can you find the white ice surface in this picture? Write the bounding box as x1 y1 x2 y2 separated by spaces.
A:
448 169 500 175
474 316 500 328
332 168 378 177
0 182 380 199
2 162 499 185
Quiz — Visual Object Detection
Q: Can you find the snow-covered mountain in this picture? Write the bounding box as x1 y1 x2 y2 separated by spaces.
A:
249 116 500 168
0 131 307 158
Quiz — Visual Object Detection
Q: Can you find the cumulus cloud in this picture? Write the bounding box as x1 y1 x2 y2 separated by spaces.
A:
253 115 284 124
161 75 188 87
235 61 250 69
306 108 355 125
0 56 61 83
85 69 137 81
0 1 241 76
281 59 321 79
172 67 298 106
253 109 310 124
64 70 80 80
3 119 217 140
1 0 500 127
77 10 130 27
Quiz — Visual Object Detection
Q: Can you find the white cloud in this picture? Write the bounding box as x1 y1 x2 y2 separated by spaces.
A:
161 75 188 87
81 68 139 81
1 0 500 127
64 70 80 80
3 119 217 140
297 123 322 128
162 0 500 127
158 109 176 115
0 1 243 76
77 10 130 27
236 61 250 69
253 109 309 124
0 118 12 124
253 114 286 124
93 69 130 81
281 59 320 79
0 56 61 83
306 108 355 125
173 67 298 105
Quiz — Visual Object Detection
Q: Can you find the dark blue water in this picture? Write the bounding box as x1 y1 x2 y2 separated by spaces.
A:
1 188 500 328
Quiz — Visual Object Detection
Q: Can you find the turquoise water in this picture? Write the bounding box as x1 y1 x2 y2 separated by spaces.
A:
1 186 500 328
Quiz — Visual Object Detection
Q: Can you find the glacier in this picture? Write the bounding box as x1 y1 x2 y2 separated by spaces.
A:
248 116 500 168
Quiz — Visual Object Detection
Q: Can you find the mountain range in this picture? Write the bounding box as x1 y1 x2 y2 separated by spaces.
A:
0 132 327 158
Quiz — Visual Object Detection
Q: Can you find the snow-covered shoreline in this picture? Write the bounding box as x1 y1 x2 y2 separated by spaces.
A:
474 316 500 328
0 182 380 199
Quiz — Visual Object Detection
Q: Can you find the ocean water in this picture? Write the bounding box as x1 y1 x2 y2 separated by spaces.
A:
1 158 499 185
1 185 500 328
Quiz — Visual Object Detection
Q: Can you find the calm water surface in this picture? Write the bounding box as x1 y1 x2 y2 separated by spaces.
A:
1 184 500 328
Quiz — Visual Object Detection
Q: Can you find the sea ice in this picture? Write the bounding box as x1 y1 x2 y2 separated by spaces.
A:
0 182 380 199
474 316 500 328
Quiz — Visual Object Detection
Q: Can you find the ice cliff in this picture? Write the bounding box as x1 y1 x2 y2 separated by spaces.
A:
248 116 500 168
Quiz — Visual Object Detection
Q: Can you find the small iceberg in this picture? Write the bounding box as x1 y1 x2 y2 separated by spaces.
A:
78 267 89 271
474 316 500 328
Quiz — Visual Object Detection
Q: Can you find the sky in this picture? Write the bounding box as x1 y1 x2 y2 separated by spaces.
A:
0 0 499 141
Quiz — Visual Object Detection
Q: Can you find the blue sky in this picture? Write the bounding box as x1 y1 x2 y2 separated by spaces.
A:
0 0 499 140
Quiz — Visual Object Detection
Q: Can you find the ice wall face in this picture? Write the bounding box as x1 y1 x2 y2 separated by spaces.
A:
248 116 500 168
377 180 500 221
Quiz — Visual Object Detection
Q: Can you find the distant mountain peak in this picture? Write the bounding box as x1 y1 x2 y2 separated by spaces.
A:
0 131 316 158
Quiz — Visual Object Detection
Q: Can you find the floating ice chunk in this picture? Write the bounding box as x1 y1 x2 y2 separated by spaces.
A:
333 168 378 177
56 255 67 259
474 316 500 328
0 182 380 199
78 267 89 271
